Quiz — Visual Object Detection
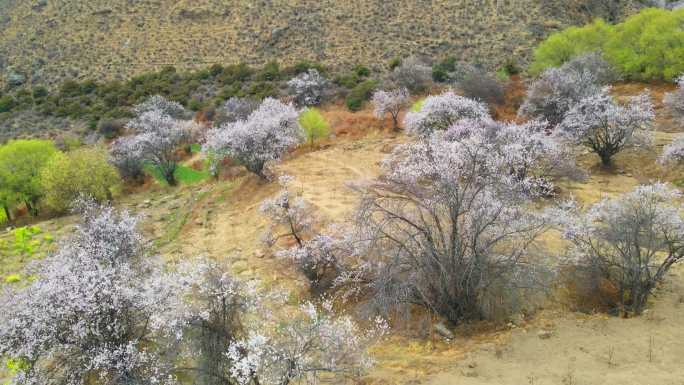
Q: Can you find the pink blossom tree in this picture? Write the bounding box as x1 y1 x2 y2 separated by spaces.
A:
348 131 550 324
664 74 684 122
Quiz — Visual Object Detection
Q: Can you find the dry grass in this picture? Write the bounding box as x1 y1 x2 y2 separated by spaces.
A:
0 0 642 86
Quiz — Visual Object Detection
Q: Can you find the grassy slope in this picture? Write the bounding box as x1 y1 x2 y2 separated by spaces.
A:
0 0 642 86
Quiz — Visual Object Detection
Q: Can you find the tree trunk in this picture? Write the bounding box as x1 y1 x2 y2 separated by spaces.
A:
25 199 38 216
599 152 613 167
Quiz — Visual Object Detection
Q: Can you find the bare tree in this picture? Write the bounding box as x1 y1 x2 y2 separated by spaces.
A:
553 183 684 315
345 133 549 324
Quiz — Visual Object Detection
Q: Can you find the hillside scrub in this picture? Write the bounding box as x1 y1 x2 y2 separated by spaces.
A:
530 8 684 81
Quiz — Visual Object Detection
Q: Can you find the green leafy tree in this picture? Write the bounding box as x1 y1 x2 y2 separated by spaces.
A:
40 148 121 214
529 19 613 76
299 108 330 148
530 8 684 81
604 8 684 81
0 140 57 216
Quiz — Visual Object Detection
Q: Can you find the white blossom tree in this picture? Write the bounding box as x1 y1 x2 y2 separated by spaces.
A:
227 300 388 385
556 88 654 166
287 69 329 106
371 88 410 131
444 118 583 195
659 135 684 165
518 64 601 127
119 109 195 185
346 132 550 324
0 200 183 385
664 74 684 122
403 91 490 137
202 98 303 179
133 95 188 120
552 183 684 315
110 135 145 182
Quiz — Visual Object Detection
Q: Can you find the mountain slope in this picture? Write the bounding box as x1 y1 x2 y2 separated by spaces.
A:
0 0 641 86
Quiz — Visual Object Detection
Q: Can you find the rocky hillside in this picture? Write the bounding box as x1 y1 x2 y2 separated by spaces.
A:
0 0 642 86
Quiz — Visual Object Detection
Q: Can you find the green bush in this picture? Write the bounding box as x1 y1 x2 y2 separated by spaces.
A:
530 8 684 81
529 19 613 75
353 64 371 77
0 140 57 216
40 148 121 214
0 95 15 112
257 60 281 81
299 108 330 147
346 80 379 111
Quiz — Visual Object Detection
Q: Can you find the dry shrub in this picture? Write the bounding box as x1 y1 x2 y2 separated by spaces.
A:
557 266 621 314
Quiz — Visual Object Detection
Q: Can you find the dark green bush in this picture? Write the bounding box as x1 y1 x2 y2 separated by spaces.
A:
346 79 378 111
353 64 371 77
0 95 16 113
257 60 281 81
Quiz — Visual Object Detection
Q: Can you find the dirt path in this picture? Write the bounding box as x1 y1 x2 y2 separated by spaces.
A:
425 268 684 385
177 136 400 287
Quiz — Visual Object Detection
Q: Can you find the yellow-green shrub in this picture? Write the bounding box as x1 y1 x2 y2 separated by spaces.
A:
530 8 684 81
40 147 121 213
299 108 330 147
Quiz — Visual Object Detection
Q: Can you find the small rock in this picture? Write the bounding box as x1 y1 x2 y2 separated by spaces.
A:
253 249 266 258
195 219 204 226
434 323 454 340
467 362 477 369
537 330 553 339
